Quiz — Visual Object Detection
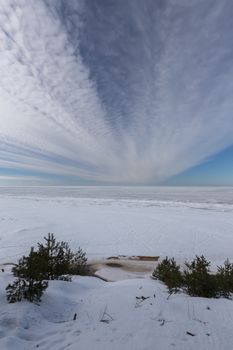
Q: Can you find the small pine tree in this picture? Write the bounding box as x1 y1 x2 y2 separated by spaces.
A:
23 279 48 302
184 255 217 298
36 233 88 280
216 259 233 298
69 247 88 276
7 248 48 303
6 233 88 303
13 247 46 280
152 255 233 299
152 257 183 293
37 233 62 280
6 279 48 303
6 278 25 303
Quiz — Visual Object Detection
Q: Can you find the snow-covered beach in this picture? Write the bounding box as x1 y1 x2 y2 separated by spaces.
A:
0 186 233 266
1 186 233 350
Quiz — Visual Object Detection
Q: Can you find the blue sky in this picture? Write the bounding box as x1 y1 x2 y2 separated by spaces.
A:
0 0 233 186
167 144 233 186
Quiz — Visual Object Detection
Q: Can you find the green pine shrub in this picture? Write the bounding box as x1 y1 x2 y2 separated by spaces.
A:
183 255 217 298
6 233 88 303
216 259 233 298
152 257 183 293
68 247 89 276
153 255 233 299
6 278 25 303
6 279 48 303
7 247 48 303
35 233 88 280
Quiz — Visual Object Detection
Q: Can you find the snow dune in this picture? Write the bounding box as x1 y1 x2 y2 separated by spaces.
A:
0 274 233 350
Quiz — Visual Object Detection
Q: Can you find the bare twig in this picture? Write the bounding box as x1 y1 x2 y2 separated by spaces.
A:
186 331 195 337
100 305 114 324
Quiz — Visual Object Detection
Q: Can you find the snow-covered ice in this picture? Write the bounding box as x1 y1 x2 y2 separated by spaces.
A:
0 186 233 266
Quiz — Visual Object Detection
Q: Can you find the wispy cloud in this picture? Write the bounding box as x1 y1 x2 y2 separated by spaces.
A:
0 0 233 184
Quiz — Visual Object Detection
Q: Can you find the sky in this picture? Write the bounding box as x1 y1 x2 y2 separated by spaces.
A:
0 0 233 186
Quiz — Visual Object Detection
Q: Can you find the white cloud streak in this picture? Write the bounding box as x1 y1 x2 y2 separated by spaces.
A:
0 0 233 184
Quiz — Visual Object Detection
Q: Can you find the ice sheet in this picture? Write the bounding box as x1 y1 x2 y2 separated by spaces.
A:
0 187 233 266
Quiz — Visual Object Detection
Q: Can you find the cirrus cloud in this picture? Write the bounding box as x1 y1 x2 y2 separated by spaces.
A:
0 0 233 184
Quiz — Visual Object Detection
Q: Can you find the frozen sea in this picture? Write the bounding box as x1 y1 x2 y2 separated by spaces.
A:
0 186 233 266
1 186 233 206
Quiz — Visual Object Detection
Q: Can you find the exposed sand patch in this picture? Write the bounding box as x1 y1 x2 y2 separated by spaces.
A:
88 255 159 281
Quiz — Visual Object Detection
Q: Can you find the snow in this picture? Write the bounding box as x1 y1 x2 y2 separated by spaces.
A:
0 187 233 266
1 273 233 350
95 266 149 281
0 186 233 349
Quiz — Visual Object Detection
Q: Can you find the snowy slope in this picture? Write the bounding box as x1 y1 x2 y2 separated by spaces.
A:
0 273 233 350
